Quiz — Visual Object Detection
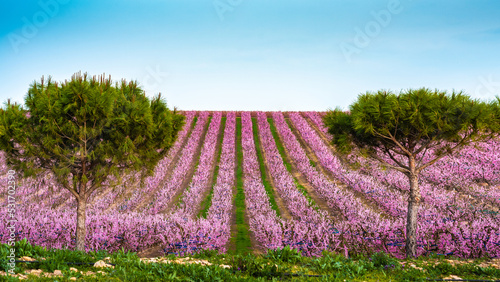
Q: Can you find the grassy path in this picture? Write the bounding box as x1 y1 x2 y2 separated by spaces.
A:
267 117 318 210
250 118 281 216
229 117 252 254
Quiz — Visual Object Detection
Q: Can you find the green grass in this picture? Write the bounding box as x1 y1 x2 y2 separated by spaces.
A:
3 240 499 281
198 117 226 218
251 118 281 216
267 118 318 210
229 117 252 255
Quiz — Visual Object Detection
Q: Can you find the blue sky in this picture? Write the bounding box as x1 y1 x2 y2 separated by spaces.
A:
1 0 500 111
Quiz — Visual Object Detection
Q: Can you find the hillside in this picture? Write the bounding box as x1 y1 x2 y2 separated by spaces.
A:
1 111 499 259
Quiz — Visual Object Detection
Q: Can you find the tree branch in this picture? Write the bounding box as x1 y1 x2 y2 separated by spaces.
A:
382 144 409 170
416 132 474 173
369 152 410 175
387 131 412 156
414 139 431 155
59 179 80 201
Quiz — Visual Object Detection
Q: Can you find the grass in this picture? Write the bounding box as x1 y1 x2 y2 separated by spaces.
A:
267 117 319 210
229 117 252 255
3 240 499 281
251 117 281 216
198 117 226 218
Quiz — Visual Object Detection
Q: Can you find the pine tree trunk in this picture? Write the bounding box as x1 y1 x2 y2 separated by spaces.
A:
405 170 420 258
76 196 87 251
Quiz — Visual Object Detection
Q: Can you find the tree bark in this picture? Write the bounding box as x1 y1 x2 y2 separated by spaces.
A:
405 156 420 258
76 195 87 251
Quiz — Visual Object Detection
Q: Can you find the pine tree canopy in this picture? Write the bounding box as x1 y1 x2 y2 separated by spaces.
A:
324 88 500 258
0 72 185 199
323 88 500 175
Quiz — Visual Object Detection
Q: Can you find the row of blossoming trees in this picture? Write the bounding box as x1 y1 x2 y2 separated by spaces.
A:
0 73 499 258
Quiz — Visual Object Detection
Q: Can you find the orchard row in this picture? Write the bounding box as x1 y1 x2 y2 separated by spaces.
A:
1 111 499 258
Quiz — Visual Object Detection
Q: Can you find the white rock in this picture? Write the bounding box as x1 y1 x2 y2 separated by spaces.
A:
19 256 36 262
28 269 43 275
94 260 114 268
443 275 462 280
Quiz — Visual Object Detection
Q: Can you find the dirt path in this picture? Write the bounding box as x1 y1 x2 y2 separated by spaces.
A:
190 115 225 219
294 113 394 219
157 115 211 214
126 117 197 213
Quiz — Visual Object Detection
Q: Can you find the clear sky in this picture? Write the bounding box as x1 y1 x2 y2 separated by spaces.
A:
1 0 500 111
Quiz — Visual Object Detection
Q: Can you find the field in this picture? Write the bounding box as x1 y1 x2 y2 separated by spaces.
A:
1 111 499 260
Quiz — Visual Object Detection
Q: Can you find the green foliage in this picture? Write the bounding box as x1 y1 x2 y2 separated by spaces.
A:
267 118 292 172
1 239 110 275
311 252 372 278
370 252 398 269
324 88 500 258
0 72 185 251
265 246 303 264
230 253 285 279
3 241 500 281
324 89 500 166
0 72 184 194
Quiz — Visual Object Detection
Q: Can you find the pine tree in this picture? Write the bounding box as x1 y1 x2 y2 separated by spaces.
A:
0 72 185 251
323 88 500 257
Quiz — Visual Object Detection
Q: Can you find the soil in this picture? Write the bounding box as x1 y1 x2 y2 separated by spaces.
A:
158 115 211 214
190 115 225 219
276 114 345 222
130 116 197 212
137 244 165 258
